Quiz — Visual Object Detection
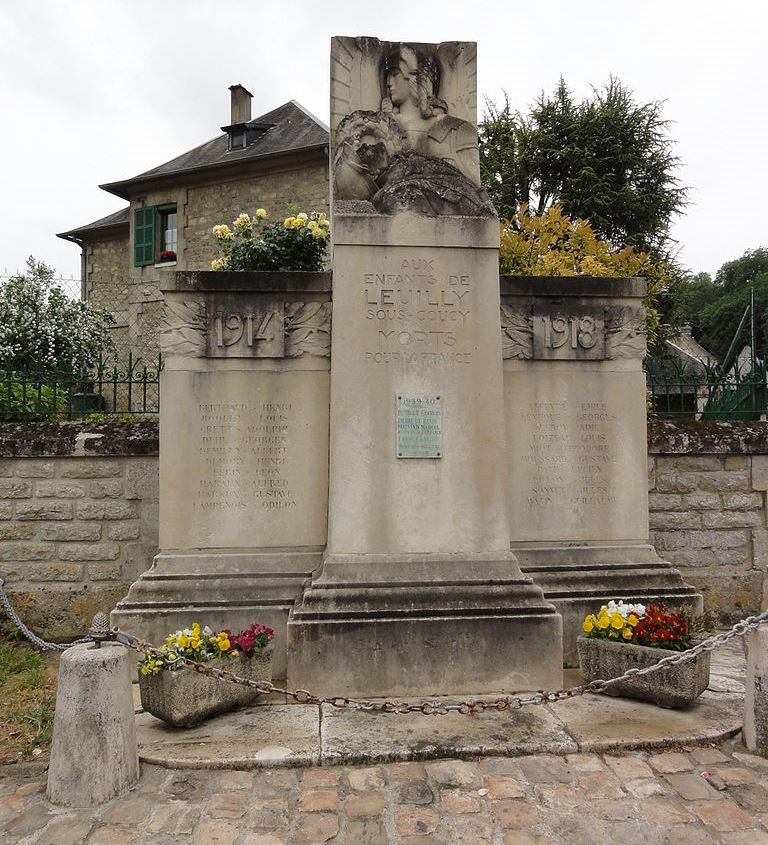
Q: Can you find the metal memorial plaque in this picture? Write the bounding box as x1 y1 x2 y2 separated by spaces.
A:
396 394 442 459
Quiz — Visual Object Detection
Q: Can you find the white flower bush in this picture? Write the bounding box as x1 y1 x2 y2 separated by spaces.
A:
0 257 114 373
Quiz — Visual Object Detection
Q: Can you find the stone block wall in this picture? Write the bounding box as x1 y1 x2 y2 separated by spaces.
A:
0 423 158 640
83 233 132 356
649 420 768 621
2 419 767 640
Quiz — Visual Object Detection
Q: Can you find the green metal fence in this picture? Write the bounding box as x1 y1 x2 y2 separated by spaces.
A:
1 353 162 421
646 354 768 420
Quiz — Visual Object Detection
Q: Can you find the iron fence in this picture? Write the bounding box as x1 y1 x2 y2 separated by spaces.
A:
646 354 768 420
1 353 162 422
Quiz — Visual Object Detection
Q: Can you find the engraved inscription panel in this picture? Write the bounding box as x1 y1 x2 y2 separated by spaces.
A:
396 394 442 458
507 371 649 543
362 259 474 367
195 401 296 514
520 399 617 512
160 371 329 550
532 306 605 360
205 296 284 358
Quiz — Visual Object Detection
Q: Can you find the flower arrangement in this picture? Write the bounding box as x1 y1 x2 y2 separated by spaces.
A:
158 249 176 262
210 208 329 272
139 621 275 675
582 601 691 652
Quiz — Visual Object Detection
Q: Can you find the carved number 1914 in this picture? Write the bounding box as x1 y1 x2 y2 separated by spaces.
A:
214 311 274 348
539 316 597 350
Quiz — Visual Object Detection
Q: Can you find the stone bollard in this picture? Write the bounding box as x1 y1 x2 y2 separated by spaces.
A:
744 625 768 756
47 642 139 806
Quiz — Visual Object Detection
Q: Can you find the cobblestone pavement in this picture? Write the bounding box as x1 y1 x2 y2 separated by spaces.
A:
2 739 768 844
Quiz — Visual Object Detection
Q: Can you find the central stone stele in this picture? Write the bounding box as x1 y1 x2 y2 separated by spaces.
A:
286 37 563 696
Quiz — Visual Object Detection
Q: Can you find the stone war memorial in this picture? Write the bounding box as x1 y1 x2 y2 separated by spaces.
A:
113 36 700 696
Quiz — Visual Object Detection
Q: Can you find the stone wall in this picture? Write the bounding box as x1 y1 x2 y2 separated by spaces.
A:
649 420 768 621
183 162 330 270
0 423 158 640
2 420 767 640
84 233 132 356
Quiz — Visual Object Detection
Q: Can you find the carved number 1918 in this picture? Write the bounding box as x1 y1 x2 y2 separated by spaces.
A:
539 316 597 350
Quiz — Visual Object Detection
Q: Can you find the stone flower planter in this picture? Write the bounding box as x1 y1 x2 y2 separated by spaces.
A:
138 645 273 727
577 636 710 709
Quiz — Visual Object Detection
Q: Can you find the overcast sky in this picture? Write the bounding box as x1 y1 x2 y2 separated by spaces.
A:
1 0 764 283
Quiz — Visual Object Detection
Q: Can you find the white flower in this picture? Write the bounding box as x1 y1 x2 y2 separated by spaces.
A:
233 213 252 231
212 224 234 240
210 258 226 271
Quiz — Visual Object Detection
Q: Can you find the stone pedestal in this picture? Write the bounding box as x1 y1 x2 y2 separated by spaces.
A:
113 271 332 677
47 642 138 806
501 276 702 665
287 215 562 696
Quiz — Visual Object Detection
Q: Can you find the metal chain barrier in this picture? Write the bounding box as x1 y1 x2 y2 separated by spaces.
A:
3 574 767 714
0 578 90 651
111 607 768 716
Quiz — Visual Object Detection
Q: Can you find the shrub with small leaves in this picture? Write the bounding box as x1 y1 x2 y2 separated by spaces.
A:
0 257 114 373
211 209 329 272
499 204 674 347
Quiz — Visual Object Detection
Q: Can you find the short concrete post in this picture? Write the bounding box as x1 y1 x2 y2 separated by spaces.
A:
47 642 139 806
744 625 768 755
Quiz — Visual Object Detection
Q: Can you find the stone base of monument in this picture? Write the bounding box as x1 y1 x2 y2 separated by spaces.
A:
112 548 321 678
515 543 703 667
286 552 563 697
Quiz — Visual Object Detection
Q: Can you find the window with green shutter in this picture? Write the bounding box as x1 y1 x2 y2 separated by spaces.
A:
134 207 155 266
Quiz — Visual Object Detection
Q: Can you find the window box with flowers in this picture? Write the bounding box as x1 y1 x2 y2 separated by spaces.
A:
138 623 274 727
577 601 710 709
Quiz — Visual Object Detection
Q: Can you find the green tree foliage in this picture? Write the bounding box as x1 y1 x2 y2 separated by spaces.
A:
480 78 688 254
675 249 768 362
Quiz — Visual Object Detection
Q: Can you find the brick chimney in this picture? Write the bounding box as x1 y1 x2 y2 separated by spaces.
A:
229 84 253 124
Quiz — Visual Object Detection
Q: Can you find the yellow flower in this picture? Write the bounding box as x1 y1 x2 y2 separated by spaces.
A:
212 224 234 240
622 627 633 640
284 217 296 228
233 213 252 231
596 611 609 630
190 637 201 649
628 613 639 627
218 635 231 652
610 612 624 630
296 212 308 222
255 208 267 219
192 623 200 637
210 258 226 271
176 633 189 649
582 615 595 633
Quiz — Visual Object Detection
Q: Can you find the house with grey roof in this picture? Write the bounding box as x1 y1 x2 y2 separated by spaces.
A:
58 86 330 361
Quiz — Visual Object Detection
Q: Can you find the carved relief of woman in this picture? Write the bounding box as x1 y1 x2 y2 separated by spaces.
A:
380 45 480 185
333 43 494 216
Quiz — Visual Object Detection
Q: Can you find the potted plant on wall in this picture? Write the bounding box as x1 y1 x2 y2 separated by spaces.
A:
138 622 274 727
577 601 710 708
